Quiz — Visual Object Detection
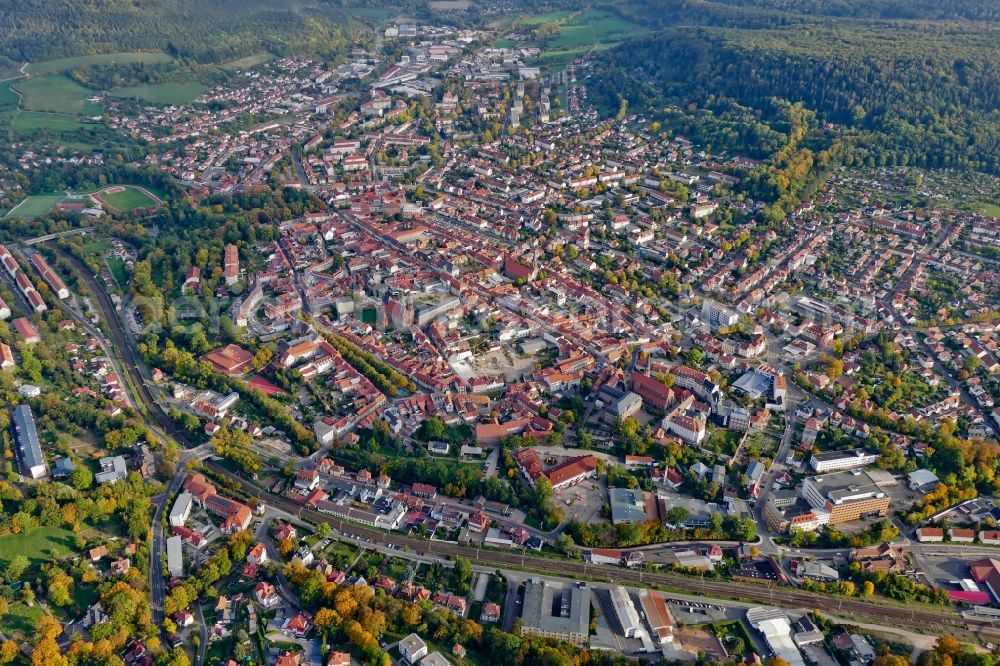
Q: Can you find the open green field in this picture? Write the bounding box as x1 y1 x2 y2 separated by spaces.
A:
12 75 102 115
12 111 86 133
493 38 518 48
524 10 575 24
111 81 207 105
977 202 1000 217
540 10 647 51
95 185 161 211
25 52 173 75
0 526 77 569
222 52 275 70
4 194 64 218
0 601 44 639
108 258 128 287
81 239 113 255
0 83 18 127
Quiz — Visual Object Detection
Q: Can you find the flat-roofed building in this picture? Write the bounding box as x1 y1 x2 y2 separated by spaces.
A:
809 448 879 473
170 492 194 527
609 487 647 524
521 579 591 646
398 634 427 664
608 586 641 638
800 469 889 526
166 535 184 578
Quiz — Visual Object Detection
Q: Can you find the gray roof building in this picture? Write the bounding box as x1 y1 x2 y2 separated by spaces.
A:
12 404 46 479
166 535 184 579
521 579 591 645
95 456 128 484
609 487 647 524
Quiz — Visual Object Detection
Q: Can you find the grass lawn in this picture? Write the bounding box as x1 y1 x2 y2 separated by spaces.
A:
0 526 77 570
108 257 128 287
12 111 86 134
95 185 161 211
26 52 173 75
81 239 113 255
493 38 518 48
110 82 207 105
0 84 18 127
0 601 44 639
221 52 274 70
12 75 102 115
383 556 413 581
977 202 1000 217
4 194 64 218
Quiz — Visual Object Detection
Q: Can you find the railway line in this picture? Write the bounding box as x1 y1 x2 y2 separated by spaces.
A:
52 239 987 642
206 461 989 638
51 246 195 448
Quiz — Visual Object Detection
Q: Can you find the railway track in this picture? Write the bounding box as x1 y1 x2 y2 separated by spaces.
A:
52 246 195 448
51 239 984 640
206 461 986 637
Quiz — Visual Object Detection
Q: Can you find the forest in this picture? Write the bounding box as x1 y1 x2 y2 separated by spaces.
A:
589 0 1000 174
0 0 370 64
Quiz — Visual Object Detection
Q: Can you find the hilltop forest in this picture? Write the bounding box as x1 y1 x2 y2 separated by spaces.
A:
588 0 1000 174
0 0 412 65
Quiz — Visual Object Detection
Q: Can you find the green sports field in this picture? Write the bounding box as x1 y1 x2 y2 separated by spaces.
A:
4 194 65 218
94 186 161 211
110 81 207 105
25 52 173 75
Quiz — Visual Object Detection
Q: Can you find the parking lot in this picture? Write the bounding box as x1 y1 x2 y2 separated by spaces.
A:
556 477 607 525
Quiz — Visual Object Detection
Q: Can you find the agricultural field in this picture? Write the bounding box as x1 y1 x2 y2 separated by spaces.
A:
0 82 18 127
429 0 473 9
12 74 102 115
12 111 86 133
25 52 173 75
523 10 575 24
977 202 1000 217
221 52 274 70
92 185 162 211
3 194 65 218
110 81 206 105
542 10 647 50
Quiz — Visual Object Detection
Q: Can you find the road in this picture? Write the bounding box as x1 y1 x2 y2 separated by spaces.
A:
51 228 993 642
205 460 990 638
51 245 208 628
194 602 208 666
254 513 303 607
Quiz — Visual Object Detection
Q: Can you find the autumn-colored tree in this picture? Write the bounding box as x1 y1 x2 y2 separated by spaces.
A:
314 608 341 635
32 616 67 666
0 641 18 665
